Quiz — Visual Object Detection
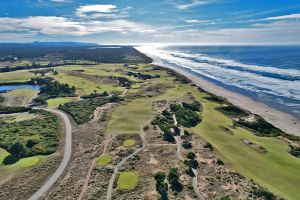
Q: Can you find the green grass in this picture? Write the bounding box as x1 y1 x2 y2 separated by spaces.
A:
123 139 136 147
0 70 34 84
106 97 155 135
7 89 38 106
18 156 40 167
159 84 300 200
117 171 139 190
0 148 9 165
47 97 76 108
96 154 113 167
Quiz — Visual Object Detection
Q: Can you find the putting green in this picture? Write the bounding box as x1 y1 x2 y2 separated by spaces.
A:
117 171 139 190
18 156 40 168
123 139 136 148
96 154 112 167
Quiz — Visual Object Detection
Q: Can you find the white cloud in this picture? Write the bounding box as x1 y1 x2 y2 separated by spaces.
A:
184 19 214 23
0 16 156 37
264 13 300 20
76 4 123 18
175 0 219 10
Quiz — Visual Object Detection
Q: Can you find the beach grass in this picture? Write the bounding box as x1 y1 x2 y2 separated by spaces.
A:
117 171 139 190
106 97 155 135
96 154 112 167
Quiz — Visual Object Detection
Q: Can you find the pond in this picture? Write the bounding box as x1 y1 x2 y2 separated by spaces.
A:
0 84 40 92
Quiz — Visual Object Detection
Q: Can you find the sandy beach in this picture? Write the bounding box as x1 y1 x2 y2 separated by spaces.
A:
145 53 300 136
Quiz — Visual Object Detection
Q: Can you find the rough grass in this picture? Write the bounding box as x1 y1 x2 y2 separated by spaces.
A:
161 84 300 200
7 89 38 106
0 112 36 122
107 97 155 135
47 97 75 108
123 139 136 147
117 171 139 190
96 154 112 167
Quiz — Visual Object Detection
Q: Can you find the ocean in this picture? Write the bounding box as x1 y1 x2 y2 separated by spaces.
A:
136 45 300 119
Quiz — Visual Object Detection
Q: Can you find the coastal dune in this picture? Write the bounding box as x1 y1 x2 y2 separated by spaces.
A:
138 48 300 136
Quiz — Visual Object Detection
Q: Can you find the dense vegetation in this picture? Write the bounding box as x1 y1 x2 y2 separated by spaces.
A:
170 103 202 127
289 145 300 158
127 71 160 80
0 62 60 73
59 95 121 124
81 91 108 99
30 77 76 104
0 105 32 114
0 109 59 164
0 43 152 63
0 95 4 104
216 105 249 118
154 171 168 200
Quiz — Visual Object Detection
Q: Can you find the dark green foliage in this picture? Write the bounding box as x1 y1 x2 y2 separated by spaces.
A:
182 140 192 149
116 77 133 88
174 106 201 127
31 77 76 105
217 105 249 118
252 188 276 200
182 101 202 112
151 114 174 133
290 145 300 158
173 126 181 136
183 130 193 136
169 104 182 112
216 159 224 165
187 152 196 160
0 109 59 163
81 91 108 99
237 116 286 137
204 94 226 104
154 171 168 200
8 142 27 157
3 155 19 165
127 71 160 80
162 129 175 143
0 105 32 114
168 168 183 192
219 196 231 200
59 95 121 124
204 142 213 151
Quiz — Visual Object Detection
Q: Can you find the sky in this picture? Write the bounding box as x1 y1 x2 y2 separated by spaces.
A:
0 0 300 44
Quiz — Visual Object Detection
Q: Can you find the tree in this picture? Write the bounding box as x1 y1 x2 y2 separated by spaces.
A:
155 171 166 183
168 168 183 192
187 152 196 160
154 171 168 200
8 142 26 157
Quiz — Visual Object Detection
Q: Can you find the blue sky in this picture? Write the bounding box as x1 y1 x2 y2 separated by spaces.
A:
0 0 300 44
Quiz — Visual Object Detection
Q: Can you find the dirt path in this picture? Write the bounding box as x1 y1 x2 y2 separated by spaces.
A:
29 108 72 200
106 134 146 200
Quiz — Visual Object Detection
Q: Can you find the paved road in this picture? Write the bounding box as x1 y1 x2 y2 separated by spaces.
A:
29 108 72 200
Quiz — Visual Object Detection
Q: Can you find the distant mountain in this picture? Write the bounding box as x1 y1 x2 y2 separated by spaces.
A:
0 42 98 47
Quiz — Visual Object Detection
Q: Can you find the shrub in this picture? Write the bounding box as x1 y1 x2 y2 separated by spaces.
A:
184 130 193 136
175 107 201 127
216 159 224 165
252 188 276 200
182 101 202 112
187 152 196 160
3 155 19 165
168 168 183 192
204 142 213 151
216 105 249 118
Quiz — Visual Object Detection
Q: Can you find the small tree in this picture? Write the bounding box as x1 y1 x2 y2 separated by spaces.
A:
187 152 196 160
168 168 182 191
8 142 26 157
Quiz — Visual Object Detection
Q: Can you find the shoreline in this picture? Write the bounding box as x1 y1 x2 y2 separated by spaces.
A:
143 52 300 136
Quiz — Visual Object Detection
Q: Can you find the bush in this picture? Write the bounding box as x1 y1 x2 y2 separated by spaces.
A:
216 159 224 165
184 130 193 136
204 142 213 151
3 155 19 165
217 105 249 118
182 101 202 112
168 168 183 192
187 152 196 160
175 107 201 127
0 105 32 114
252 188 276 200
154 171 168 200
290 146 300 158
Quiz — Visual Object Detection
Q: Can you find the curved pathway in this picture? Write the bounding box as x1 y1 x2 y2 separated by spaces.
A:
29 108 72 200
106 135 146 200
